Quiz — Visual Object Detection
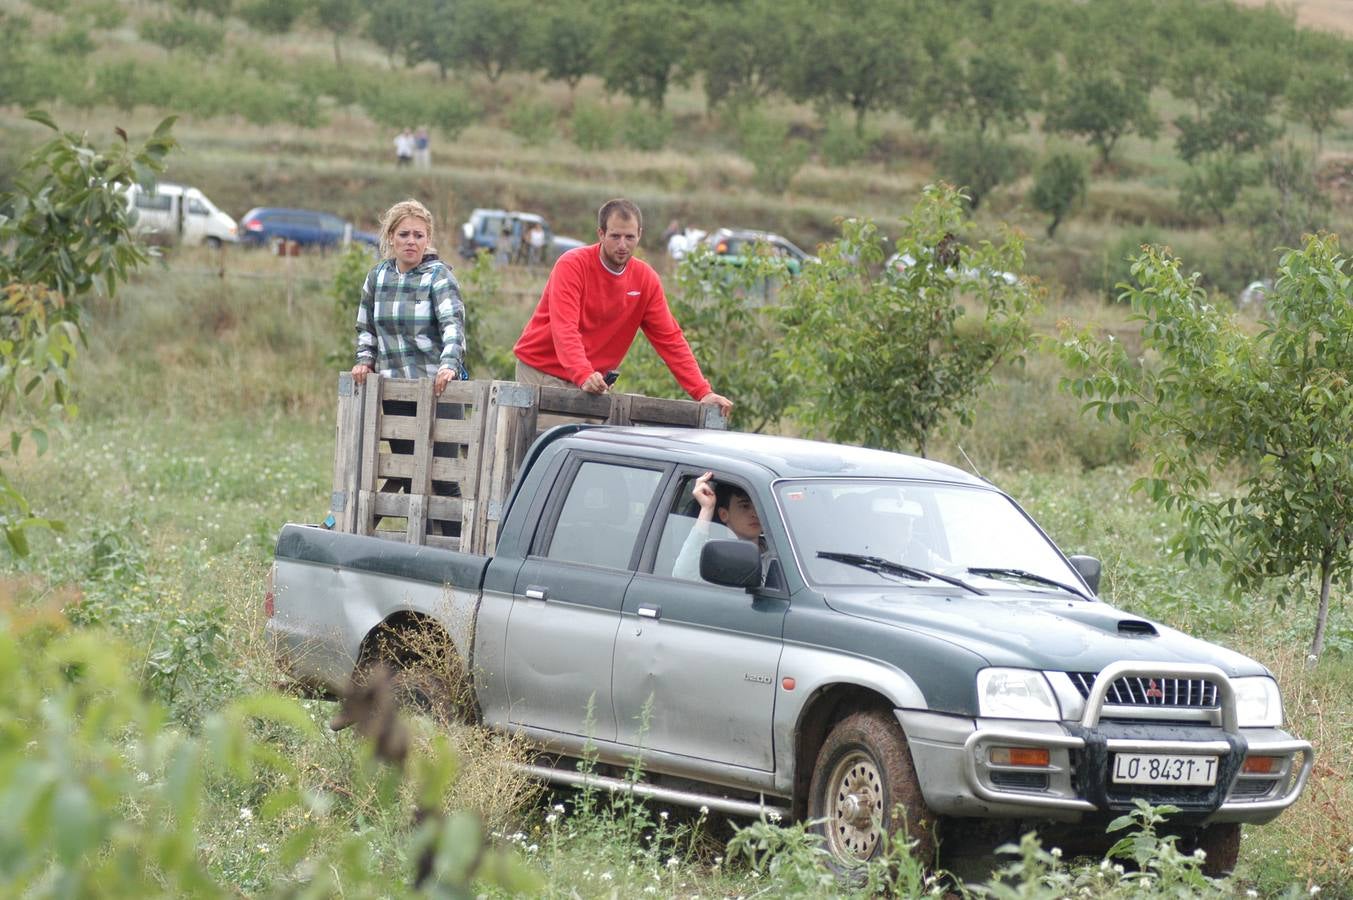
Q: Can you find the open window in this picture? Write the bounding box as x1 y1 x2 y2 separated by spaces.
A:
652 473 777 586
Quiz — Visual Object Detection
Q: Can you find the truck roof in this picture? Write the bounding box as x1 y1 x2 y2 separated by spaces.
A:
560 427 987 485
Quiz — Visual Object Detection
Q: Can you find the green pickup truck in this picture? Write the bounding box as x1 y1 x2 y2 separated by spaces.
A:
268 425 1312 872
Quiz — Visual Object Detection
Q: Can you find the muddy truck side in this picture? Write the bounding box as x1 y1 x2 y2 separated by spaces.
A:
268 411 1312 873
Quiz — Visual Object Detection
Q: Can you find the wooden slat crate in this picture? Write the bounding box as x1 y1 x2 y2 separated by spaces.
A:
330 374 726 555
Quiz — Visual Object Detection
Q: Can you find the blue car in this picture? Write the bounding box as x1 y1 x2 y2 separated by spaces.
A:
239 207 379 251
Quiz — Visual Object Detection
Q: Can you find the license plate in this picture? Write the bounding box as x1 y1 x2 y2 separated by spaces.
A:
1112 753 1218 786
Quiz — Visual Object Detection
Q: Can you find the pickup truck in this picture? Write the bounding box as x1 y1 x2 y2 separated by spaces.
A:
267 425 1312 873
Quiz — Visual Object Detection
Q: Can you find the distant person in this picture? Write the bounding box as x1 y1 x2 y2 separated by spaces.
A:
512 198 734 416
527 222 546 266
413 126 430 169
496 225 514 266
351 199 466 533
393 129 414 167
672 472 767 581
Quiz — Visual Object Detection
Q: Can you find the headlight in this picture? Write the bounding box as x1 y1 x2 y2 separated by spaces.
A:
1232 676 1283 727
976 668 1062 721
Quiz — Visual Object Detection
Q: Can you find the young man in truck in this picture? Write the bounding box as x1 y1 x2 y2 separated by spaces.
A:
671 471 770 582
512 198 734 417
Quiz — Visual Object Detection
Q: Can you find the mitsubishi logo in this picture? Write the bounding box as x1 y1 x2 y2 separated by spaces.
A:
1145 679 1164 702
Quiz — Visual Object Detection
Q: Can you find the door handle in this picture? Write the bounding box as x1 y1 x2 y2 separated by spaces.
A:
524 586 549 601
637 605 661 620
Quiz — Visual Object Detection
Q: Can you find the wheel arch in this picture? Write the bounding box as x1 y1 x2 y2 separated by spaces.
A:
790 683 898 819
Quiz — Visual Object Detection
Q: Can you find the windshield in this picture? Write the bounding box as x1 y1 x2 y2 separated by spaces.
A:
776 479 1083 591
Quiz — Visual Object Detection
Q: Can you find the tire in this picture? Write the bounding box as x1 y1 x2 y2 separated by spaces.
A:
205 236 223 250
1194 822 1241 877
362 625 477 726
807 709 936 870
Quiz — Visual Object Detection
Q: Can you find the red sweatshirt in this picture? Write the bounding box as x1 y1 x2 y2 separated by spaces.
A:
513 245 712 399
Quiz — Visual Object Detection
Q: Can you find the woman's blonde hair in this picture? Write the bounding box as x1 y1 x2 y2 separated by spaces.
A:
378 199 435 259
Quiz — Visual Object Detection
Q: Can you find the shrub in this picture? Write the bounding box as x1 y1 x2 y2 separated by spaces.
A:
505 96 557 147
48 25 96 57
570 101 616 152
623 105 672 152
139 15 225 57
737 109 808 195
820 112 878 166
935 130 1027 211
1030 150 1089 238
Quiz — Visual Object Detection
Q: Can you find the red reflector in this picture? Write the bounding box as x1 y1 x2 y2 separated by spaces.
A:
264 590 275 618
1243 756 1279 774
782 677 795 691
716 242 728 253
245 220 263 231
990 747 1050 767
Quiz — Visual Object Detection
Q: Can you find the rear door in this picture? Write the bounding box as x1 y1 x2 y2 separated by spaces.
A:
505 455 668 741
613 469 788 771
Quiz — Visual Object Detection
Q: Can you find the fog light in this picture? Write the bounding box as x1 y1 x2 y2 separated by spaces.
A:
990 747 1050 767
1243 755 1280 775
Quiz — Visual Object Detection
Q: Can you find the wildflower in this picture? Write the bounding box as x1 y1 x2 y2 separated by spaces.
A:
660 810 669 821
667 856 679 869
600 872 613 882
553 803 565 814
546 814 558 825
257 843 270 854
1309 887 1321 896
1247 892 1259 898
239 808 253 821
712 856 723 869
699 805 709 815
1051 847 1062 859
527 844 538 853
643 888 657 895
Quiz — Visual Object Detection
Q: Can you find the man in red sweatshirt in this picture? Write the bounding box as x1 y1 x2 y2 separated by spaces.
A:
513 199 734 416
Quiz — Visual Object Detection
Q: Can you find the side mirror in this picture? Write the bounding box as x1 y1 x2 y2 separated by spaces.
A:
1068 555 1101 595
700 539 762 590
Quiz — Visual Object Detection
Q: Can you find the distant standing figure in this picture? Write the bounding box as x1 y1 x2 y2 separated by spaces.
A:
393 129 414 167
527 222 546 266
496 225 515 266
414 126 431 168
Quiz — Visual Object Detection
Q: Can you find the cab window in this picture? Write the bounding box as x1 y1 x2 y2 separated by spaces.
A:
653 473 771 585
544 461 662 570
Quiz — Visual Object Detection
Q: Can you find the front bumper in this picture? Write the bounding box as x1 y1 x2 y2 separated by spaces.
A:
900 661 1313 825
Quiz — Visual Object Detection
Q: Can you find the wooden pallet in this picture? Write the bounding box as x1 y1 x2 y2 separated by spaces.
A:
330 375 725 555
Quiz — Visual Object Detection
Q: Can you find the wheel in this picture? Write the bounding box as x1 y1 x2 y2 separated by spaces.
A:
205 236 223 250
362 625 477 725
1194 823 1241 877
807 709 936 870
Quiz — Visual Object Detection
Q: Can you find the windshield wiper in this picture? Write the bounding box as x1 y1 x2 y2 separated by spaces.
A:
817 551 986 595
966 567 1091 601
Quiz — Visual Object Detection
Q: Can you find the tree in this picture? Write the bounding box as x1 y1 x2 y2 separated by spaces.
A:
528 0 602 91
934 129 1026 211
310 0 365 67
621 243 798 434
1030 150 1087 238
781 0 922 134
687 0 787 110
138 15 224 56
446 0 535 83
0 112 175 553
1044 71 1159 166
780 184 1035 457
1057 236 1352 661
1282 37 1353 153
602 0 690 109
236 0 301 34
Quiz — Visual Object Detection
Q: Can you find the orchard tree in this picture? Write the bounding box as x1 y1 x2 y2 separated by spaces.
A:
688 0 787 110
934 129 1025 211
1282 34 1353 152
623 243 799 433
602 0 690 109
447 0 535 83
310 0 365 67
529 0 602 91
0 112 175 553
236 0 301 34
781 0 923 134
1058 237 1353 661
1030 150 1087 238
1044 69 1159 166
780 184 1035 457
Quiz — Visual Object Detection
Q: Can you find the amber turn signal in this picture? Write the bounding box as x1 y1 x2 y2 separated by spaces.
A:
1242 756 1280 774
990 747 1050 767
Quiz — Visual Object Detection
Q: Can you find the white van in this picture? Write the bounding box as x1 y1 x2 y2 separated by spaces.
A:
125 183 239 248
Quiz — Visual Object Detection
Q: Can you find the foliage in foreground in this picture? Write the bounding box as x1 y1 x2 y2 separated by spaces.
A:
0 111 174 555
0 598 538 897
1058 234 1353 660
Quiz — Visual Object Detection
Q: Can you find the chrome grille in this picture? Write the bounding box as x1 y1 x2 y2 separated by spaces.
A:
1068 672 1219 708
